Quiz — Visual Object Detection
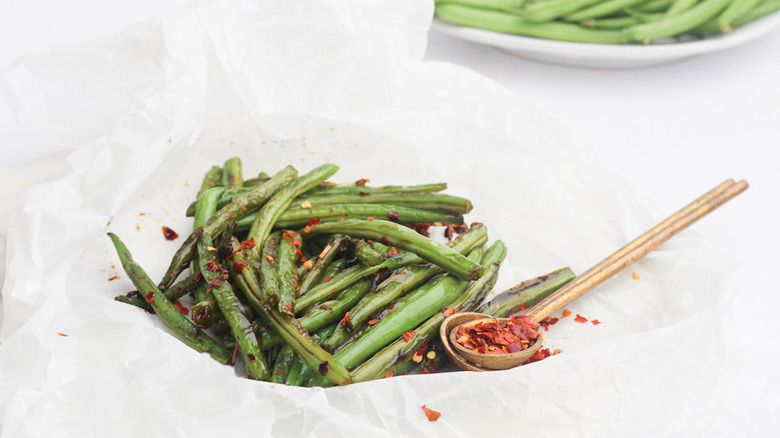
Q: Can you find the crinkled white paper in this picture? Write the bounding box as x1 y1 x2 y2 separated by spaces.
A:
0 1 735 436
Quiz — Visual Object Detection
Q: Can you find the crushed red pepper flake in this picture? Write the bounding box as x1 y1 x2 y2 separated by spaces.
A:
385 372 394 378
340 312 350 327
562 309 572 317
173 301 189 315
284 304 292 311
402 331 415 342
591 319 601 325
517 304 527 311
441 307 456 318
323 276 334 282
421 405 441 422
293 248 304 257
283 230 299 239
366 217 375 221
355 178 369 186
231 343 239 364
232 259 248 274
456 314 540 355
144 291 155 303
367 319 378 325
381 236 391 246
57 332 68 337
291 239 302 246
388 210 400 220
419 369 430 375
162 226 179 241
226 238 255 259
337 217 345 221
574 314 588 323
266 255 275 262
387 308 398 315
108 274 120 281
390 248 398 255
632 272 640 280
540 317 559 331
306 218 321 227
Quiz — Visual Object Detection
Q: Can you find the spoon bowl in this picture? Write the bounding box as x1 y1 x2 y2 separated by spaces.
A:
440 312 544 371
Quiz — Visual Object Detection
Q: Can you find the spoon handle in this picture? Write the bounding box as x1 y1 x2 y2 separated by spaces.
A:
524 179 748 322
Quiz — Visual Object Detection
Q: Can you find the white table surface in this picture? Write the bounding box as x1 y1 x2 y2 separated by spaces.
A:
2 0 779 433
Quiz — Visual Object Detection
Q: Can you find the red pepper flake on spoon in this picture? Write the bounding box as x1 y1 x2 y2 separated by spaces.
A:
455 314 540 355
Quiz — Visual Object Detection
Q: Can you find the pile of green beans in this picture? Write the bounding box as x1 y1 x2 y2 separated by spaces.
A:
109 158 575 386
435 0 780 44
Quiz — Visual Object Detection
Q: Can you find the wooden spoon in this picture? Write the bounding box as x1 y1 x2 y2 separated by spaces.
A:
441 179 748 371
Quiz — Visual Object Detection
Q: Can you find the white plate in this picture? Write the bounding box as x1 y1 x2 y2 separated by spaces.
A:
432 12 780 69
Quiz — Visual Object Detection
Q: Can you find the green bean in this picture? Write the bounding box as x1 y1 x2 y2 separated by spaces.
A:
477 267 575 317
198 165 223 198
221 157 243 189
108 233 232 364
158 166 297 290
297 235 349 297
227 244 352 386
564 0 651 21
350 241 506 383
197 232 269 380
581 16 642 28
304 219 482 280
259 278 374 351
436 3 630 44
321 224 487 351
247 164 339 255
521 0 605 22
259 232 282 305
665 0 700 17
433 0 526 10
285 325 337 386
276 231 301 315
234 204 464 230
626 0 731 41
298 192 472 215
634 0 674 11
351 238 386 266
717 0 761 30
271 344 295 383
331 249 482 372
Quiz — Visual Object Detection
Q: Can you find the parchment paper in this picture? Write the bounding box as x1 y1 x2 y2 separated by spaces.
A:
0 1 736 436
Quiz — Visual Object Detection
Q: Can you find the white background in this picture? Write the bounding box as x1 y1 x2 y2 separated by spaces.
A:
1 0 778 433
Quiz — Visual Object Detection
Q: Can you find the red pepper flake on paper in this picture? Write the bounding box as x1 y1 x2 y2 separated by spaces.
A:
421 405 441 422
632 272 640 280
58 332 68 337
574 314 588 323
562 309 572 317
162 226 179 241
402 331 415 342
173 301 189 315
108 274 120 281
539 317 559 331
591 319 601 325
355 178 369 186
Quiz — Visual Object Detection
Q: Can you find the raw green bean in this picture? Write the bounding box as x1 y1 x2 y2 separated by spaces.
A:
564 0 651 21
665 0 700 17
304 219 482 280
247 164 339 254
436 3 630 44
626 0 731 41
717 0 761 30
634 0 674 11
198 232 269 380
521 0 605 22
108 233 232 364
